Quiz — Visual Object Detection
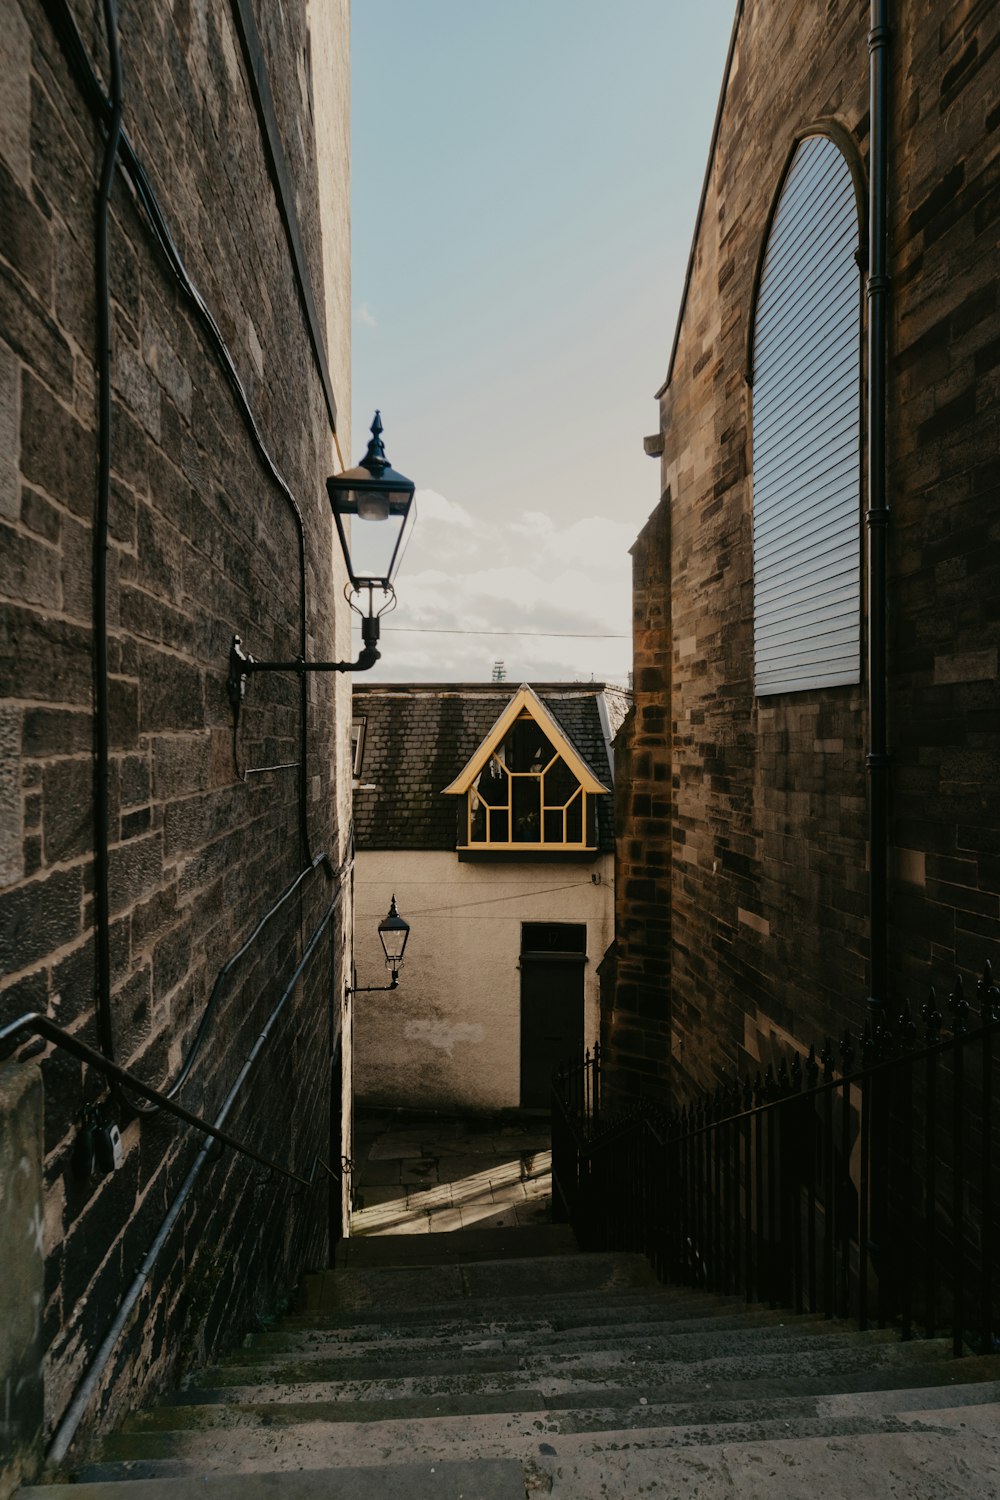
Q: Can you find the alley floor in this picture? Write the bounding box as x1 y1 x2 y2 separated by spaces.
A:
346 1107 553 1238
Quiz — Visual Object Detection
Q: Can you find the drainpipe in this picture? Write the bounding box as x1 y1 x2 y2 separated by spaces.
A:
94 0 124 1065
866 0 891 1021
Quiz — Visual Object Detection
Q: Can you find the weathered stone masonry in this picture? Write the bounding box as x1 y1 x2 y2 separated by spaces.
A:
0 0 352 1468
602 500 672 1104
608 0 1000 1103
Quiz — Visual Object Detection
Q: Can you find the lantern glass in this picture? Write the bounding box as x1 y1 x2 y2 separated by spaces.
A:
333 493 415 587
327 413 416 590
378 894 410 972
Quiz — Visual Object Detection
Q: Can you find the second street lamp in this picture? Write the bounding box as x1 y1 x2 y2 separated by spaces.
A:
348 895 411 995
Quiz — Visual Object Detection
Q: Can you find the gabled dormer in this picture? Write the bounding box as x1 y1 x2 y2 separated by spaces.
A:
442 685 610 854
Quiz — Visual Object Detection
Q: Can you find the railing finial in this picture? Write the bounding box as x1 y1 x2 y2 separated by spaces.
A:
977 961 1000 1024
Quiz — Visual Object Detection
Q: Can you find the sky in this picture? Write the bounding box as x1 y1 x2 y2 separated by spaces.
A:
350 1 736 685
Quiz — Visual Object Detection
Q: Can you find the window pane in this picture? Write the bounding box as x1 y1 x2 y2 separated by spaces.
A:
489 808 509 842
543 755 580 808
544 809 563 843
351 718 366 776
512 776 541 842
507 715 555 772
566 793 582 843
477 758 508 806
521 922 587 954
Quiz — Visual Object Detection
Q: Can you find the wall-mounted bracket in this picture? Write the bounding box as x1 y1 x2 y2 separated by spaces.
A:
344 975 399 999
227 621 381 712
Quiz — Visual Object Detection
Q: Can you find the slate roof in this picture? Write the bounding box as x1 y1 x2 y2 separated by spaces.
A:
353 682 626 853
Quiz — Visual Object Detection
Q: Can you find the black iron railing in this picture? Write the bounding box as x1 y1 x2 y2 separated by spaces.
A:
553 965 1000 1357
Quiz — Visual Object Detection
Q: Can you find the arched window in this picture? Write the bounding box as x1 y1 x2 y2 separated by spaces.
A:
750 133 862 695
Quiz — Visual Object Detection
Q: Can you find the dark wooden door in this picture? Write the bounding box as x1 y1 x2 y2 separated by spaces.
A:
519 957 584 1108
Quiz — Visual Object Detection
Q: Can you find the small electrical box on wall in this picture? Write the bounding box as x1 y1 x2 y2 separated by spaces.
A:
74 1108 125 1178
96 1122 125 1172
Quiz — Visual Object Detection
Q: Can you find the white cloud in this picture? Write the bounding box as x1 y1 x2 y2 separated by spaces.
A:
414 489 475 528
354 301 378 327
508 511 634 571
558 516 636 570
358 490 633 685
510 510 555 540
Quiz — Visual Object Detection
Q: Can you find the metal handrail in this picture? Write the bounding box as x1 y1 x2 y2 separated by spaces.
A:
2 887 346 1463
0 1012 312 1185
44 891 343 1462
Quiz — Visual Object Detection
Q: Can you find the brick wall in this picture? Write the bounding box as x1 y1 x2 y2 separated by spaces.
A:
613 0 1000 1103
0 0 352 1452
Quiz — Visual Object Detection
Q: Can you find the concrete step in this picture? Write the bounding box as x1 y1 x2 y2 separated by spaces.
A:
221 1318 910 1372
39 1418 1000 1499
542 1355 1000 1408
334 1222 577 1268
283 1283 744 1332
171 1353 999 1415
23 1233 1000 1500
95 1374 1000 1470
77 1393 1000 1483
541 1377 1000 1429
18 1457 526 1499
117 1377 1000 1446
536 1416 1000 1499
300 1250 659 1313
248 1305 853 1356
74 1412 972 1476
184 1334 969 1400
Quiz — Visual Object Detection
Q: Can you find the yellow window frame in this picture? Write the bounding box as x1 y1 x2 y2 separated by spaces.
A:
461 712 596 852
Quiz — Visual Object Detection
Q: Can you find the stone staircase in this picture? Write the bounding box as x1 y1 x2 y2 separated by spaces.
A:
21 1226 1000 1500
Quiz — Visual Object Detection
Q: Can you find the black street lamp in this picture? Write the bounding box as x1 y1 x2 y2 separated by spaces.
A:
328 412 417 593
228 412 416 704
347 895 411 995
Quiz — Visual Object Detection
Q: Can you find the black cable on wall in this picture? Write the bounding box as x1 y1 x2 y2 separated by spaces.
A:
228 0 339 434
866 0 891 1015
93 0 123 1067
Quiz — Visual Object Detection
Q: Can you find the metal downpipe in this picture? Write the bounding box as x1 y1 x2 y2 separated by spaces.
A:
94 0 123 1066
866 0 891 1018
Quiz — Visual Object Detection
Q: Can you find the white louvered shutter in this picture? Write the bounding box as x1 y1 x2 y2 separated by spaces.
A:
751 134 862 695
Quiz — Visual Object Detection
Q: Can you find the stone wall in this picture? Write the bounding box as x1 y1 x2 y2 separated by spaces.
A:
0 0 352 1460
614 0 1000 1101
0 1064 44 1500
887 0 1000 1000
602 499 672 1103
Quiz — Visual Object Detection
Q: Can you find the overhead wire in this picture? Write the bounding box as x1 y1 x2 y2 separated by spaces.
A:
361 626 630 639
398 880 602 918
